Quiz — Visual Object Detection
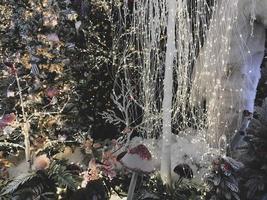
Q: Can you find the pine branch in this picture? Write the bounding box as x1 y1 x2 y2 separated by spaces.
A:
0 142 24 149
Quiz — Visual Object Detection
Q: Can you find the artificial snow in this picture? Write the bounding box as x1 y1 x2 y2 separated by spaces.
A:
129 131 220 181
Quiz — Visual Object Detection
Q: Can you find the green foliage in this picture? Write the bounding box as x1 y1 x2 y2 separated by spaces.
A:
138 173 205 200
0 160 81 199
237 98 267 200
0 171 54 199
48 160 80 191
10 183 55 200
1 172 37 196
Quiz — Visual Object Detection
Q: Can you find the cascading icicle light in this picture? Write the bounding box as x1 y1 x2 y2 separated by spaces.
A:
110 0 266 185
112 0 215 139
191 0 241 146
191 0 265 146
111 0 262 152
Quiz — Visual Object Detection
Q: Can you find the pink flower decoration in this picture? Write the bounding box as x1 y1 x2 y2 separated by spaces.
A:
102 151 118 165
81 159 101 187
45 88 59 98
0 113 16 130
81 172 90 188
101 151 118 179
2 113 16 124
101 160 116 179
33 154 50 171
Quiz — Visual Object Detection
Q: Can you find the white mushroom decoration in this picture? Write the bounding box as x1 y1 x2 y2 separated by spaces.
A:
117 144 155 200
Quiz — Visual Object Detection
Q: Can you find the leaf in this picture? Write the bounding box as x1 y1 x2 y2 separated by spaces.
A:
225 180 238 193
13 185 43 198
222 156 244 171
225 176 239 193
30 64 40 76
38 192 56 200
75 21 82 31
224 190 232 200
1 172 37 195
14 186 55 200
246 182 258 200
213 174 221 186
232 192 240 200
48 161 79 191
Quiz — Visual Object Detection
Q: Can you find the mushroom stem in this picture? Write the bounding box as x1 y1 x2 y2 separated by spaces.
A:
127 172 138 200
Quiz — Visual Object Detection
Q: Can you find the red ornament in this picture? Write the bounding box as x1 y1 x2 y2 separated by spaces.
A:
222 162 231 171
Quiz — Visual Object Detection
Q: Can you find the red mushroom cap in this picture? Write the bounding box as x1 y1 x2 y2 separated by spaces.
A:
119 144 155 173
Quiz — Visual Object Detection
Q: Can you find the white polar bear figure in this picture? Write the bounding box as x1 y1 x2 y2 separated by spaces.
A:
191 0 267 146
